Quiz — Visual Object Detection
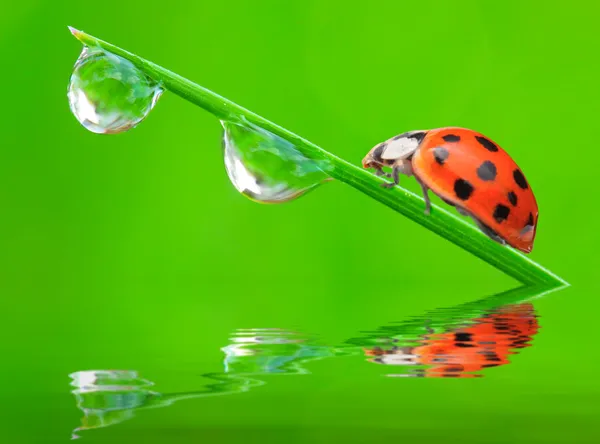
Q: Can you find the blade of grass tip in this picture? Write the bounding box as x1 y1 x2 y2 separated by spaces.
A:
68 27 568 289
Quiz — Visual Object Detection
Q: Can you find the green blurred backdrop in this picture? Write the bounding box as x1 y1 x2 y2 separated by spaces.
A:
1 1 599 443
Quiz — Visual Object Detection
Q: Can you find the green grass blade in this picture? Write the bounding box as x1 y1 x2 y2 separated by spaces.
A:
68 27 568 289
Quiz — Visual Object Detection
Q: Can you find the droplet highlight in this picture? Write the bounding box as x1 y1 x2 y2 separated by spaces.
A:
222 121 332 203
68 46 163 134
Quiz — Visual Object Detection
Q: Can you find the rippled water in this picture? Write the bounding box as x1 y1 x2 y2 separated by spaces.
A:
63 285 558 441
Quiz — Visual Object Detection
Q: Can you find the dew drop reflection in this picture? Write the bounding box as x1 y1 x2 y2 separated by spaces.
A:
222 328 340 374
69 370 159 439
69 329 342 439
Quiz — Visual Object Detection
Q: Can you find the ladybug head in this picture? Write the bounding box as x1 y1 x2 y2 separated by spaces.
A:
363 131 424 168
362 152 377 169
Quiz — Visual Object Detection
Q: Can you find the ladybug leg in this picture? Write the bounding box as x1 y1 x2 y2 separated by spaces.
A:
381 159 413 188
380 165 400 189
374 168 392 179
417 180 432 215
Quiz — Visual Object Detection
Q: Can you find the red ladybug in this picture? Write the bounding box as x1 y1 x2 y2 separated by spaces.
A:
362 127 539 253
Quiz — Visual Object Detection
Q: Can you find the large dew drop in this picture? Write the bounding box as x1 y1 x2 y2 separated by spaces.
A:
222 121 332 203
67 46 163 134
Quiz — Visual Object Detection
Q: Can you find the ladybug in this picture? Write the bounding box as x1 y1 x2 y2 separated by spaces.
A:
363 303 539 378
362 127 538 253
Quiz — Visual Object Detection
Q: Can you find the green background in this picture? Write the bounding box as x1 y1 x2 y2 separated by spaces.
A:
1 1 598 442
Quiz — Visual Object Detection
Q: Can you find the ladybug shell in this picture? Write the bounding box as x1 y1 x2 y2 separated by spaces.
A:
411 127 538 253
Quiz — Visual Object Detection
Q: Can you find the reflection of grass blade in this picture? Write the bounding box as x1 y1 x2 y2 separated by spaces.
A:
343 284 566 347
145 374 267 408
68 27 566 288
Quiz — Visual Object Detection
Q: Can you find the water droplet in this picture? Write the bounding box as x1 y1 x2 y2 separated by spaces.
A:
67 47 163 134
222 121 332 203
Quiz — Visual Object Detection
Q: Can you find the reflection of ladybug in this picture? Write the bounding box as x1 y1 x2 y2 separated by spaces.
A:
362 128 538 252
364 304 539 378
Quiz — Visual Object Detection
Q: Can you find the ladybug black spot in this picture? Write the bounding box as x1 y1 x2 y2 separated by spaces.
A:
481 351 502 362
432 147 449 165
508 191 518 206
454 332 473 342
477 160 497 181
494 324 511 332
372 143 386 162
493 204 510 223
454 179 474 200
475 136 499 152
512 339 530 348
442 134 461 142
513 169 528 189
454 333 475 348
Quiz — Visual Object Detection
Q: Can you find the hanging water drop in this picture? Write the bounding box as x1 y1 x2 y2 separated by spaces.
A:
222 121 332 203
67 46 163 134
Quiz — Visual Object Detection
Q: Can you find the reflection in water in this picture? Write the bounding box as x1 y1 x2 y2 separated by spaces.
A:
69 370 159 439
70 330 344 439
69 284 565 438
344 285 554 378
222 328 340 374
362 303 539 378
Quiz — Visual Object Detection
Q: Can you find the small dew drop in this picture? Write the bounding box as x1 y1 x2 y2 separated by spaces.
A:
67 46 163 134
222 121 332 203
